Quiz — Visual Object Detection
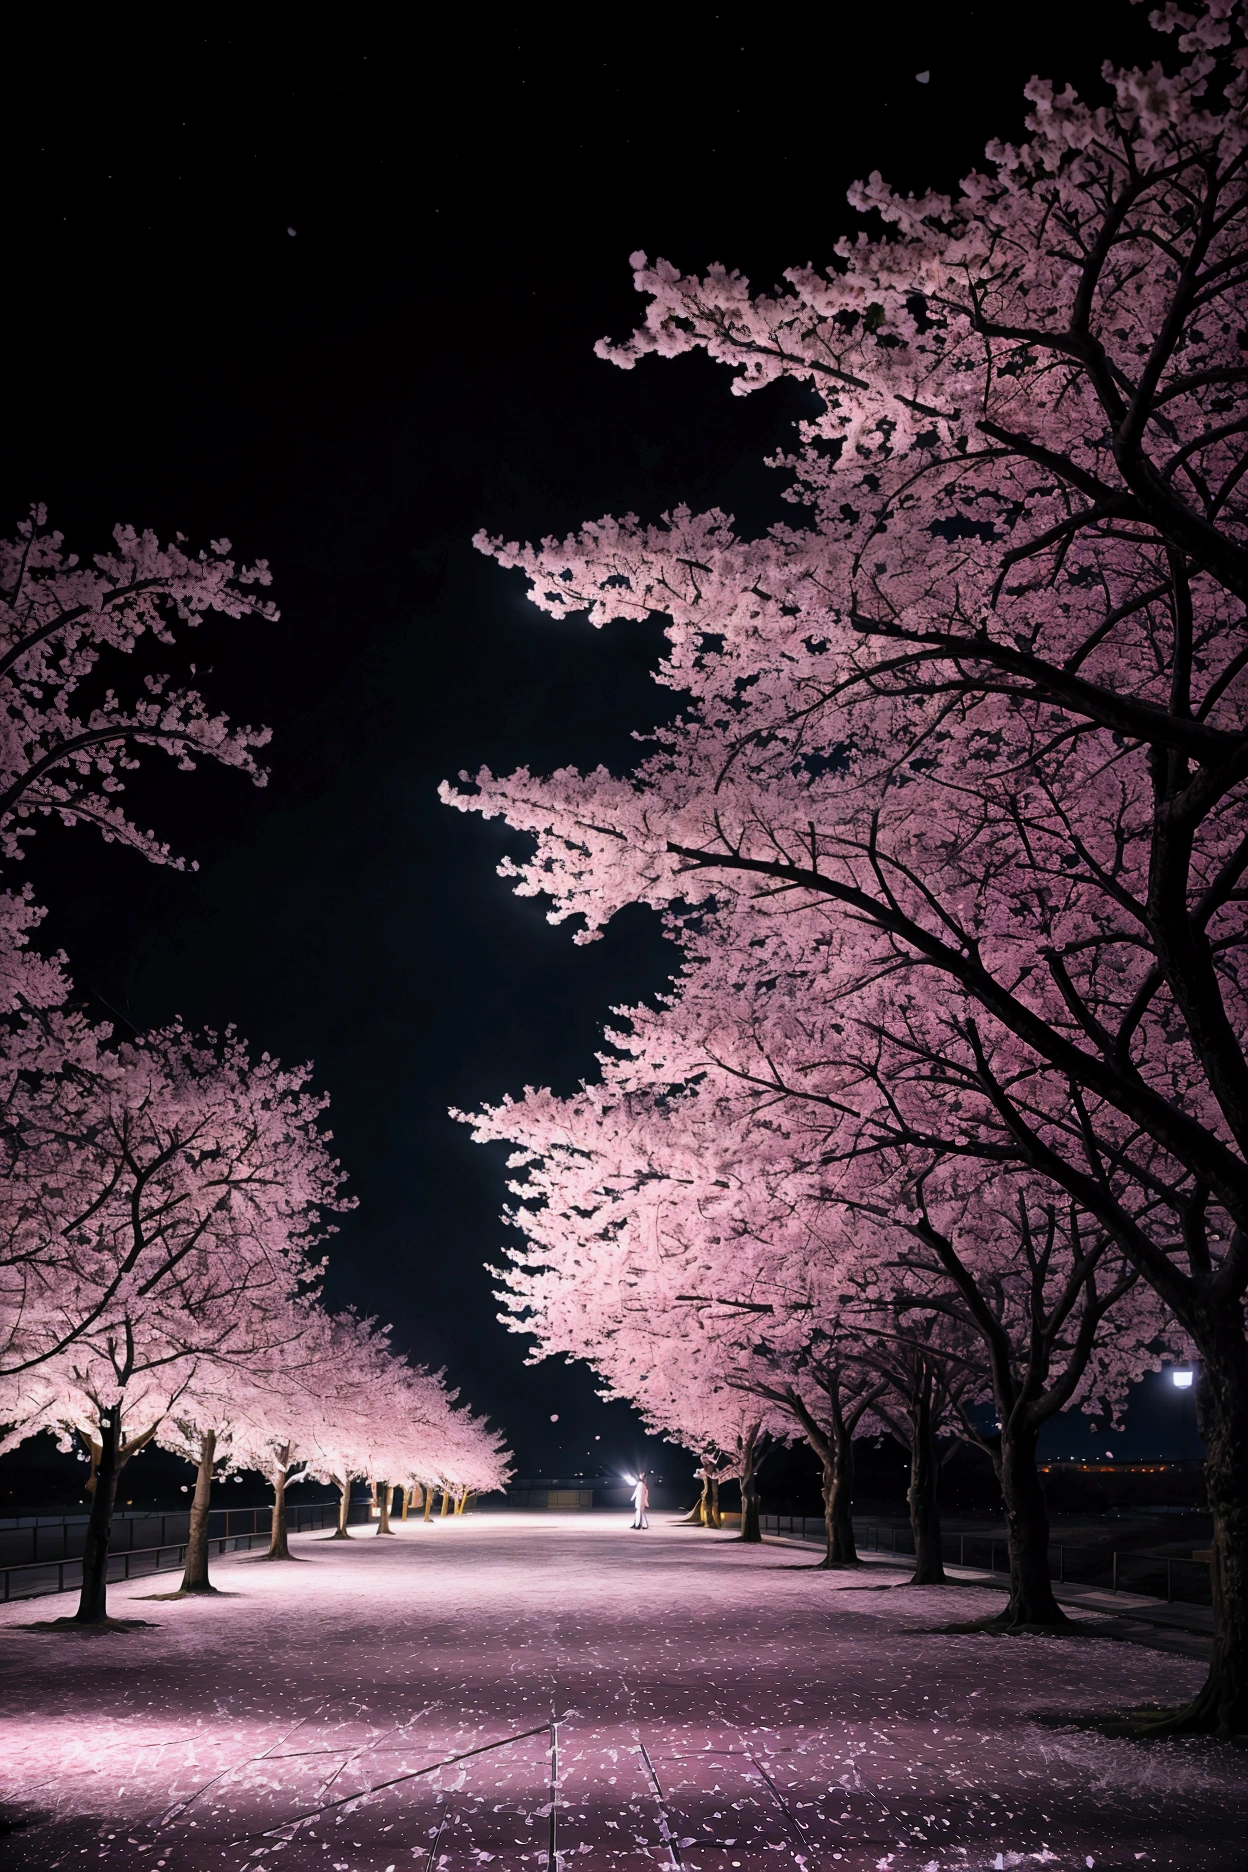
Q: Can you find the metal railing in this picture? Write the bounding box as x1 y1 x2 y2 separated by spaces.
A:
760 1513 1213 1608
0 1500 360 1603
0 1497 343 1569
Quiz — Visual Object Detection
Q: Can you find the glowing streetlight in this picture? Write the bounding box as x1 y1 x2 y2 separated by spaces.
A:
1171 1369 1194 1389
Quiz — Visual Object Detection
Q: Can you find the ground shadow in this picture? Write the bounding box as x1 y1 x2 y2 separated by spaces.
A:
139 1588 243 1600
1029 1706 1248 1748
18 1616 156 1634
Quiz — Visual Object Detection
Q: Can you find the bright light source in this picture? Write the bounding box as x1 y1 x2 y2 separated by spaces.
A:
1172 1368 1194 1389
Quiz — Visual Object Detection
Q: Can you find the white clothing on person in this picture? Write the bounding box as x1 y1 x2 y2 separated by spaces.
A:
630 1478 650 1529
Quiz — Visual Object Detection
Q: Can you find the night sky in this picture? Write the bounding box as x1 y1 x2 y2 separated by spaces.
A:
2 3 1179 1486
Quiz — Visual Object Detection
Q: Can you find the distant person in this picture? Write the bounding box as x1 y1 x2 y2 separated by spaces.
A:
630 1472 650 1530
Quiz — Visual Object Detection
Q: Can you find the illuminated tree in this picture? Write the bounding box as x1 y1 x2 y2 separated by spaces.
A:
0 506 272 866
0 506 277 1380
449 1 1248 1730
0 1026 345 1620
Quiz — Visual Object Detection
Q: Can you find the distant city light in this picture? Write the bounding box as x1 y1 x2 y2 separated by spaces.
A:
1172 1368 1194 1389
550 1413 559 1422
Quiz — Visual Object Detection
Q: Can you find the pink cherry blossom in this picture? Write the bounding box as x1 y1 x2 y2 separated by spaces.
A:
448 5 1248 1734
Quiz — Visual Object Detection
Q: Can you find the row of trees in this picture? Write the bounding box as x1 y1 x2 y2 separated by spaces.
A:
449 3 1248 1736
0 509 509 1625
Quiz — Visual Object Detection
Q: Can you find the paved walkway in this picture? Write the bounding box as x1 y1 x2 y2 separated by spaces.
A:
0 1514 1242 1870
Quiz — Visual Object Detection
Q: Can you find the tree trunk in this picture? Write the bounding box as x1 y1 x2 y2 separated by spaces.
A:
267 1467 292 1559
824 1439 859 1566
439 1489 450 1517
709 1475 722 1529
454 1489 467 1514
376 1480 393 1534
991 1421 1066 1628
906 1394 946 1586
369 1478 378 1519
423 1486 434 1523
787 1391 859 1568
328 1476 352 1538
738 1431 762 1543
74 1414 122 1623
178 1429 217 1593
1143 1335 1248 1736
401 1486 411 1521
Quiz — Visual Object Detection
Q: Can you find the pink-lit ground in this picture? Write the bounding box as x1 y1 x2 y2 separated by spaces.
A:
0 1513 1240 1871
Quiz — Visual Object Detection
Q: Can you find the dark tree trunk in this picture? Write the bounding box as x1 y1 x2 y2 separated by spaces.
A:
1146 1334 1248 1735
788 1389 859 1568
991 1421 1066 1628
709 1475 722 1529
817 1454 837 1565
178 1429 217 1593
376 1480 394 1534
267 1467 292 1559
907 1393 946 1585
824 1438 859 1566
738 1432 762 1543
74 1415 122 1623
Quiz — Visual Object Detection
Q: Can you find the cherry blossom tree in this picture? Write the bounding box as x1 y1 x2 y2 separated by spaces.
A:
844 1323 969 1587
0 506 273 867
305 1311 406 1538
0 1025 345 1621
470 1086 791 1537
838 1169 1173 1622
449 4 1248 1732
727 1319 891 1568
157 1323 339 1591
297 1313 512 1542
0 890 103 1375
469 1013 1165 1611
157 1381 245 1593
0 506 277 1378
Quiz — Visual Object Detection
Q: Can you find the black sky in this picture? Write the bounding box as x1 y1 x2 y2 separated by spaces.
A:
1 3 1175 1479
